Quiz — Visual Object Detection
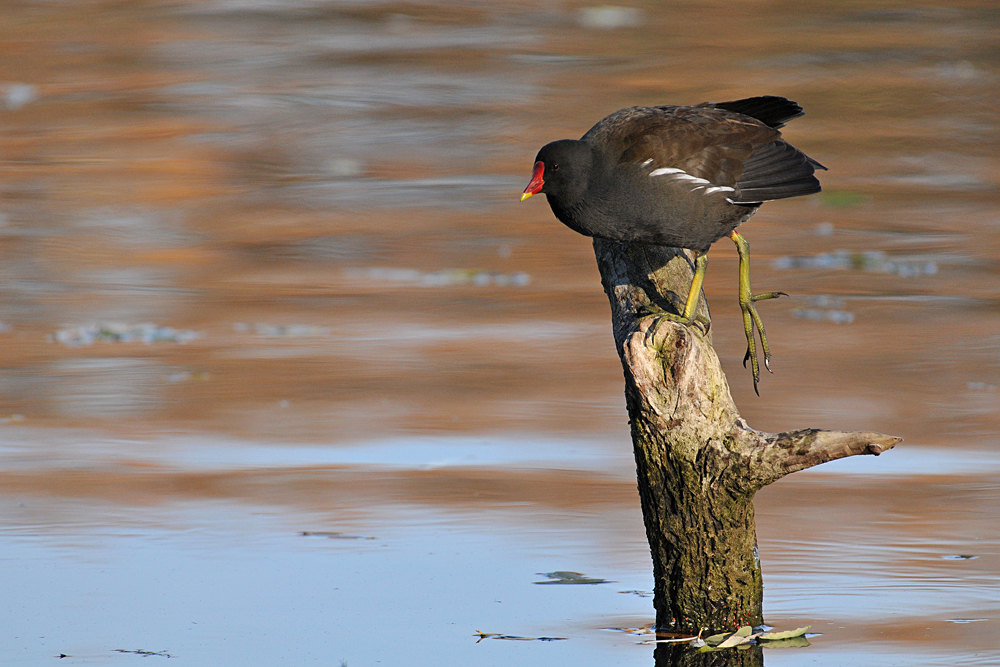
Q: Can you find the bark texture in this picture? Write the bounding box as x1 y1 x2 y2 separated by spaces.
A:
594 238 900 634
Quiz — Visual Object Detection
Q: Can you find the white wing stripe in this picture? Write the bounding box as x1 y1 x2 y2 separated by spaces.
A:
649 167 734 195
676 175 710 185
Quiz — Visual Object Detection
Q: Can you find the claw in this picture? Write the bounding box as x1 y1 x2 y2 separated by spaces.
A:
752 291 788 302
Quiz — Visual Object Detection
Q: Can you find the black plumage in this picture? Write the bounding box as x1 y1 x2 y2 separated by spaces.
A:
522 95 825 252
522 95 826 393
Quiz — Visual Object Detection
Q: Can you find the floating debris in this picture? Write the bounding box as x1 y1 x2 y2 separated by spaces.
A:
5 83 38 111
942 554 978 560
605 623 655 635
791 295 854 324
113 648 172 658
166 371 210 384
54 323 200 347
670 625 813 651
637 635 699 645
534 571 613 585
772 249 938 277
300 531 375 540
617 589 653 598
325 157 364 178
343 267 530 288
792 308 855 324
242 323 332 338
578 6 644 29
945 618 989 624
474 631 567 643
966 383 996 392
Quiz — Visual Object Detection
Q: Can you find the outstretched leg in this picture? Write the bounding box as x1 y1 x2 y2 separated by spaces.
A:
730 231 786 395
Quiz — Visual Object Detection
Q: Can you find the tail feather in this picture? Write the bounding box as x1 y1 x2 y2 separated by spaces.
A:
730 140 823 204
705 96 805 129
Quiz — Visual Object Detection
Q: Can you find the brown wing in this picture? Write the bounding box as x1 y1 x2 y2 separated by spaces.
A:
582 104 823 203
581 105 777 187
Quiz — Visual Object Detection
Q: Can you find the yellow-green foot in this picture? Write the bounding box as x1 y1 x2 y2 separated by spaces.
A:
731 232 786 395
638 304 711 342
738 290 787 395
639 252 711 343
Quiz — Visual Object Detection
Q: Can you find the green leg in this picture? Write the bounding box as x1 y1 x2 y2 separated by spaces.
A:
731 231 787 395
681 252 708 321
642 252 709 337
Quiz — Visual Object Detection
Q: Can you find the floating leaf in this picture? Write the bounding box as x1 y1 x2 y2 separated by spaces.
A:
760 636 811 648
534 571 612 585
704 632 729 646
716 630 756 649
701 626 759 650
759 626 811 641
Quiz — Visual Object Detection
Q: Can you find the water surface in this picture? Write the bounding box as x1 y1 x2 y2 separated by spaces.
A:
0 1 998 665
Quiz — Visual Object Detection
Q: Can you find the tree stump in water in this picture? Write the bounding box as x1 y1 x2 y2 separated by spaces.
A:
594 238 901 635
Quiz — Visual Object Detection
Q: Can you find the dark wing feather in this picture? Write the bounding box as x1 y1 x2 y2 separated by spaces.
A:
699 96 805 129
584 105 778 187
729 140 826 204
582 103 825 203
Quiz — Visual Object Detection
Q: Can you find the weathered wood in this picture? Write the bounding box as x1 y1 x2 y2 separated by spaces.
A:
594 238 901 634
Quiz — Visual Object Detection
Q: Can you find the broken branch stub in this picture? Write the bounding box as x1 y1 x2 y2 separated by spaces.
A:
593 238 900 633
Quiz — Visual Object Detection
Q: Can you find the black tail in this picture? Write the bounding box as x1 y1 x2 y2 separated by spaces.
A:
729 140 826 204
707 96 805 129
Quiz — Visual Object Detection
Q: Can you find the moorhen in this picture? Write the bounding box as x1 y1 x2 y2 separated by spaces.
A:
521 95 825 393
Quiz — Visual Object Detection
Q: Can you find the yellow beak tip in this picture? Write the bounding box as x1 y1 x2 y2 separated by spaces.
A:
520 192 533 202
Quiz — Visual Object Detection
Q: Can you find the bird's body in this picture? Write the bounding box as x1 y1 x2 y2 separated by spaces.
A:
522 96 825 393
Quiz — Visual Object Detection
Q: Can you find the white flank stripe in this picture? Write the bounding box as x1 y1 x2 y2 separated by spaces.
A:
704 186 736 195
649 167 683 176
641 159 653 167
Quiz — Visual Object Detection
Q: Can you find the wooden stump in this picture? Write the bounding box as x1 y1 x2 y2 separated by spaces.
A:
594 238 900 634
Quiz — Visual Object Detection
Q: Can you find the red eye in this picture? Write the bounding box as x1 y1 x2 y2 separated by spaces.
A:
552 164 560 171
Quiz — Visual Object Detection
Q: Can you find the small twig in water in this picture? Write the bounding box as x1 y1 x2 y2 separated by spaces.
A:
113 648 172 658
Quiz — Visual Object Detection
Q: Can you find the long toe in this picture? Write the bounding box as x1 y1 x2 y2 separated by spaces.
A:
739 306 760 392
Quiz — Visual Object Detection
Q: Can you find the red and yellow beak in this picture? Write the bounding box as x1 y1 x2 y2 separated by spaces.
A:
521 161 544 201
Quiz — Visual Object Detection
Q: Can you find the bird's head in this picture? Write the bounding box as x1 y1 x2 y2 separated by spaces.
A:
521 139 593 205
